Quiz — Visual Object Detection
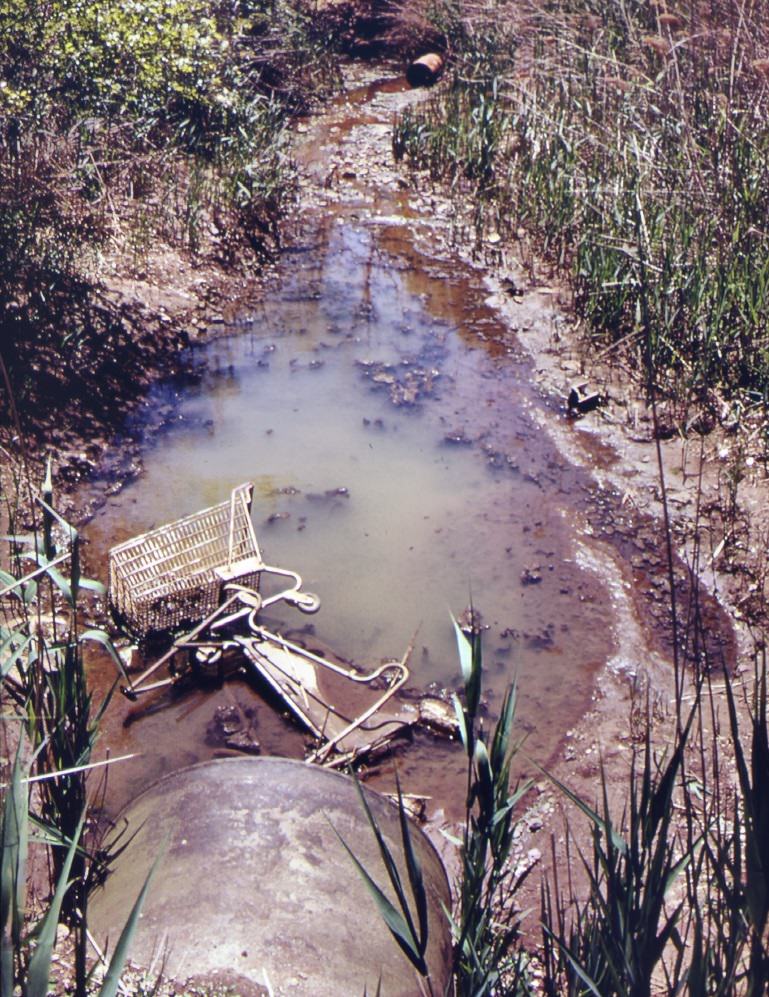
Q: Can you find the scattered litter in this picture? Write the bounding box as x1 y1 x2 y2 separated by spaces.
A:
109 482 457 767
567 383 604 416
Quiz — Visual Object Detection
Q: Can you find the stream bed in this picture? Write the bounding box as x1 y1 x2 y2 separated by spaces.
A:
81 66 735 823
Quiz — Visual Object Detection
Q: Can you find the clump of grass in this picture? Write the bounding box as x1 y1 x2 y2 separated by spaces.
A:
348 611 532 995
393 0 769 420
449 615 532 995
538 651 769 995
0 459 154 995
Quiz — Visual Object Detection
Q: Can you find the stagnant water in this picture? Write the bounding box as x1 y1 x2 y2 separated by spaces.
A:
81 68 732 820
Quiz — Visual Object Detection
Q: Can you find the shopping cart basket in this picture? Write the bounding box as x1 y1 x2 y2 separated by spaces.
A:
109 482 319 697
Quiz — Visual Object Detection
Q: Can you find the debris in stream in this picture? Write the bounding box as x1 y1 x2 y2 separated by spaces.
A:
382 792 430 822
406 53 445 88
357 358 440 407
458 604 489 635
306 486 350 504
567 383 604 417
417 696 460 736
209 705 262 754
443 430 473 446
520 565 543 586
108 484 463 767
213 704 242 736
224 730 261 754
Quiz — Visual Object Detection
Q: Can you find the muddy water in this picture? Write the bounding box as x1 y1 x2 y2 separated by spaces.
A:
83 68 732 820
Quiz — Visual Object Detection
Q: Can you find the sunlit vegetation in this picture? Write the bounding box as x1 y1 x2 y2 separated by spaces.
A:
0 462 158 994
0 0 340 409
393 0 769 424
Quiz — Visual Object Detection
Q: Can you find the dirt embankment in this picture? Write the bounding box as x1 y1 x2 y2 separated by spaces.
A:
0 1 433 518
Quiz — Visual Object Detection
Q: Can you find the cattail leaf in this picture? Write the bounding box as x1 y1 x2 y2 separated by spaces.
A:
78 576 107 596
98 845 166 997
27 813 86 997
42 459 55 561
1 740 29 949
490 684 516 773
0 933 13 997
1 634 33 680
331 824 425 974
451 693 469 752
0 569 18 590
0 568 37 604
451 613 473 687
539 764 628 855
394 773 428 956
45 566 74 606
350 777 413 930
80 629 128 680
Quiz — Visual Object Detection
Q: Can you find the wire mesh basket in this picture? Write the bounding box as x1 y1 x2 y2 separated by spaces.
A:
109 483 263 640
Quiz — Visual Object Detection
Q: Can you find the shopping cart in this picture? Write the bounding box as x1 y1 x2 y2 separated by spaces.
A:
110 482 320 698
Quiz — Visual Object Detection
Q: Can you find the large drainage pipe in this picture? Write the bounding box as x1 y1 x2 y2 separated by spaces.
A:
406 53 445 87
91 757 452 996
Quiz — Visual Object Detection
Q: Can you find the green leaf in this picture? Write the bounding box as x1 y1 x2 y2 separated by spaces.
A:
79 577 107 596
80 630 128 680
451 613 473 686
331 823 426 974
539 764 628 855
0 935 12 997
45 566 74 606
351 778 416 940
0 569 18 590
0 633 33 680
542 924 604 997
98 846 166 997
451 693 469 752
1 739 29 963
394 773 428 958
27 813 86 997
0 568 37 603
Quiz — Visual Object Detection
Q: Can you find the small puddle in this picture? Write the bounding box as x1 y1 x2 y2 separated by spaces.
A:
81 66 735 821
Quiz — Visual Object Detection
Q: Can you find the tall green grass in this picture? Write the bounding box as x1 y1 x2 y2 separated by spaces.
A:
350 614 532 995
0 0 341 418
393 0 769 415
0 460 152 995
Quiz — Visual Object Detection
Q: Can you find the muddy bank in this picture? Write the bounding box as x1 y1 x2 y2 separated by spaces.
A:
0 234 285 517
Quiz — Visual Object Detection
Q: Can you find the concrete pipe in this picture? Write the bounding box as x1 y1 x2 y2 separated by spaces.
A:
406 53 445 88
90 757 453 996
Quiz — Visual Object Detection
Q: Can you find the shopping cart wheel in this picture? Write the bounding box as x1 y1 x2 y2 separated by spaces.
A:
296 592 321 614
194 645 223 667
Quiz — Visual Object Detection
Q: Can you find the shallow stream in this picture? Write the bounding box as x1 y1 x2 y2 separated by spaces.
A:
81 67 734 821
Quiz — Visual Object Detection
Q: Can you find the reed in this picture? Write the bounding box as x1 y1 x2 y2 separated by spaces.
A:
350 614 532 995
392 0 769 416
0 460 150 995
449 616 531 996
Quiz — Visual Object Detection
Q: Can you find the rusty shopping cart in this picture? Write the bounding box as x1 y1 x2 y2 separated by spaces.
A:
110 482 320 698
109 482 419 766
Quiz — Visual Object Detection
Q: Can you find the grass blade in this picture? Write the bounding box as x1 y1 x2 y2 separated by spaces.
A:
27 813 86 997
98 845 166 997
